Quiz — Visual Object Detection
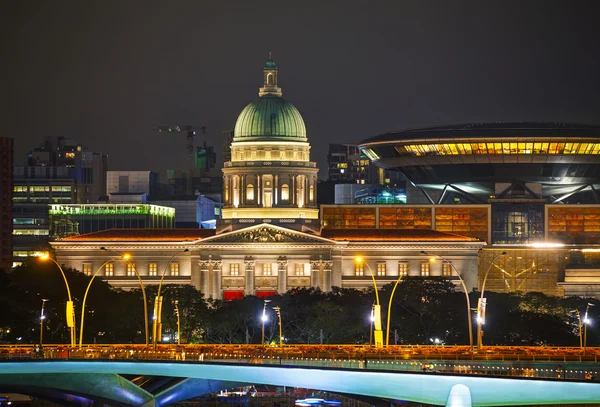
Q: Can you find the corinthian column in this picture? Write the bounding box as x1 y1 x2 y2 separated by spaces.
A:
278 257 288 293
244 257 255 295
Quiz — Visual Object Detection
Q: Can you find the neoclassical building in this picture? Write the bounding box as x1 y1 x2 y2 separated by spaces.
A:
220 56 319 234
49 58 485 298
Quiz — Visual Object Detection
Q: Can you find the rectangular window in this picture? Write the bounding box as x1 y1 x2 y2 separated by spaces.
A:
442 262 453 277
398 262 408 276
355 264 364 276
420 263 430 277
105 263 114 276
82 263 92 276
295 263 305 276
263 263 272 276
126 263 136 276
170 263 179 276
376 262 386 276
230 263 240 276
149 263 158 276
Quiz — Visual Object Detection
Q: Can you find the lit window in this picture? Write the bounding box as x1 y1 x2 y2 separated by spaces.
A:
246 184 254 200
105 263 114 276
281 184 289 200
170 263 179 276
355 264 364 276
398 262 408 276
295 264 305 276
376 262 386 276
263 263 272 276
82 263 92 276
149 263 158 276
230 264 239 276
442 262 453 277
309 185 314 202
126 263 136 276
420 263 430 277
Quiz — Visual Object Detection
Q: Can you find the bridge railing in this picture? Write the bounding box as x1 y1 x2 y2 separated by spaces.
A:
1 345 599 382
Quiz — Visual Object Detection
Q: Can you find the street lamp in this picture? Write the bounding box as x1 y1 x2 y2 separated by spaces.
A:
385 266 410 347
261 299 271 345
39 254 76 347
355 257 383 348
369 305 375 346
272 305 282 347
39 298 49 347
476 251 507 349
421 250 473 351
174 300 181 345
153 249 189 350
101 248 149 347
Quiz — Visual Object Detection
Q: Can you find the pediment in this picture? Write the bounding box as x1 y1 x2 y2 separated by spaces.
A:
200 223 336 245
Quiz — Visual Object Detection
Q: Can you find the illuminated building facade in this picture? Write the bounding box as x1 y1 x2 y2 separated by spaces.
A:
48 203 175 239
0 137 13 271
220 57 319 233
51 223 483 296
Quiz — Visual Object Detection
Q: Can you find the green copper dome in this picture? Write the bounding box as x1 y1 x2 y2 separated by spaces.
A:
234 95 307 140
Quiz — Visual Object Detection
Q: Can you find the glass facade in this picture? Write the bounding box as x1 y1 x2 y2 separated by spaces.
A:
322 207 376 228
380 207 432 229
395 142 600 157
547 206 600 244
435 207 488 242
479 249 567 296
491 203 544 244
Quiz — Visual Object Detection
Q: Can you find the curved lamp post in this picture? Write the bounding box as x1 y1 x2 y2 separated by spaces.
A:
153 249 189 350
79 258 119 348
385 266 410 347
39 254 76 347
80 248 149 348
421 251 473 351
272 305 282 347
574 303 595 351
476 251 507 349
355 257 383 348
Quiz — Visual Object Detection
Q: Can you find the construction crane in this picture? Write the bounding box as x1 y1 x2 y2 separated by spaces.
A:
153 125 207 169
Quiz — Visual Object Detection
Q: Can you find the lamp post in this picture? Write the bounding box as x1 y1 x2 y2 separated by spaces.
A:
355 257 383 348
421 251 473 351
385 266 410 347
369 305 375 346
476 251 507 349
174 300 181 345
153 249 189 350
39 254 76 347
101 248 149 347
272 306 282 347
39 298 49 346
583 303 595 352
261 299 271 345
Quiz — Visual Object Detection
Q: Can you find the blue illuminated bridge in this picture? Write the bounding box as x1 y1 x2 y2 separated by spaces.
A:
2 346 600 407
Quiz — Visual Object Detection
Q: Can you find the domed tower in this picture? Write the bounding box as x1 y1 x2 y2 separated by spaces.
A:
221 57 319 231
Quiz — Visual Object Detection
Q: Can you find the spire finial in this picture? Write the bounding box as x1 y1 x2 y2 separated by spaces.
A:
269 51 272 59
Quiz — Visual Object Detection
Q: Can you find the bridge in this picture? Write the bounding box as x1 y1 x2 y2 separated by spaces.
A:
2 345 600 407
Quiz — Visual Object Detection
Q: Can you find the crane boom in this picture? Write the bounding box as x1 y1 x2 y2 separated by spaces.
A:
153 125 207 169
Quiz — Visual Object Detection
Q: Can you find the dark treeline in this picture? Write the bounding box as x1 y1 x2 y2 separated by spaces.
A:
0 263 597 347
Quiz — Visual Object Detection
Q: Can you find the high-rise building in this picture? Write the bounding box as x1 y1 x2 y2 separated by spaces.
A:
220 57 319 232
0 137 13 271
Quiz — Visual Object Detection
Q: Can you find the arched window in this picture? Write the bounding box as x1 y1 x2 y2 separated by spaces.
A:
224 184 229 203
246 184 254 200
267 73 274 85
281 184 289 200
309 185 314 201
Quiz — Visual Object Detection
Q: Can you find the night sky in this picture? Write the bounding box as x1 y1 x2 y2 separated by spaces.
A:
3 1 599 179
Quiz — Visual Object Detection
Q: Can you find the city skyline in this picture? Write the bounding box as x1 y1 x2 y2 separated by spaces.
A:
4 1 600 178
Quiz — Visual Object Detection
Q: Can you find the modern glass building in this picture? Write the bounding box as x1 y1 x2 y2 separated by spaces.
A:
49 204 175 239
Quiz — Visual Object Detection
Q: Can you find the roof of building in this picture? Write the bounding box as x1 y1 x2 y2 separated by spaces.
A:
360 122 600 145
234 95 306 141
61 228 216 241
320 228 480 242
